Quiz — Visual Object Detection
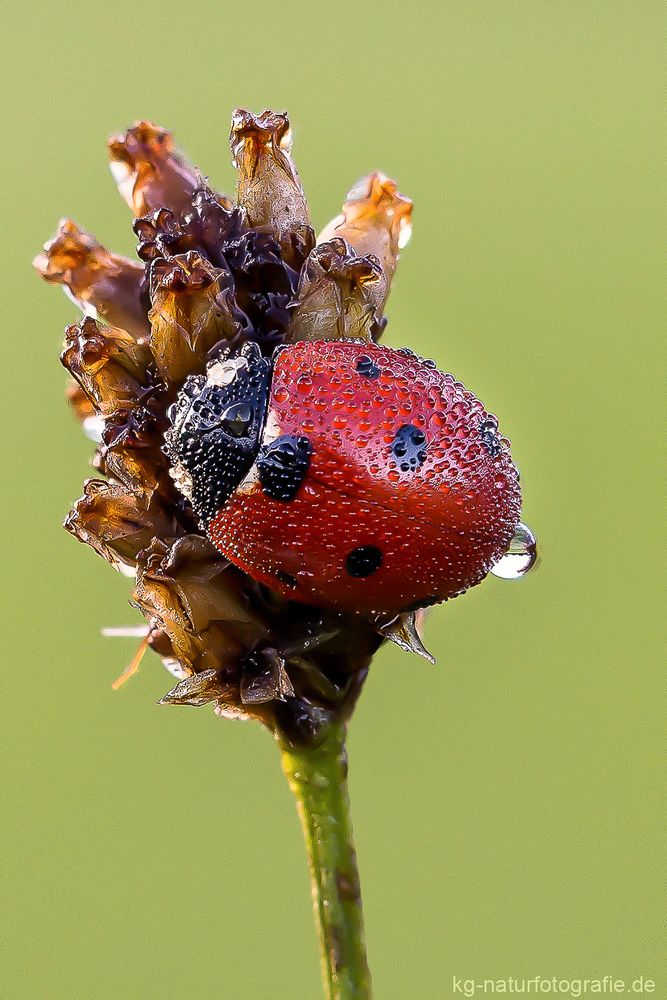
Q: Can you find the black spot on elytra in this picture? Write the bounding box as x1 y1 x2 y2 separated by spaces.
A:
275 569 297 588
355 354 380 379
391 424 427 472
257 435 312 502
345 546 383 578
480 418 501 457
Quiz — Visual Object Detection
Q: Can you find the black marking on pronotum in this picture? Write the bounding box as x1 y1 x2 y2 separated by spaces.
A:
390 424 428 472
257 435 312 502
480 418 501 457
345 545 383 578
219 401 254 437
164 342 271 525
355 354 380 379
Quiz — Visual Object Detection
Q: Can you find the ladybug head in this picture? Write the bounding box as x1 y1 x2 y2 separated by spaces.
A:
164 341 271 526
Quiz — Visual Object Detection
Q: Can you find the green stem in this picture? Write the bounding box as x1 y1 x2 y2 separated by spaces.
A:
278 723 372 1000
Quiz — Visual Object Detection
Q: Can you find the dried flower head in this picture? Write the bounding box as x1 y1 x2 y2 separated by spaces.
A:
35 110 534 745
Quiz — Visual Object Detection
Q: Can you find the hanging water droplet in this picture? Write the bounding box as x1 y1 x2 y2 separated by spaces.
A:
490 522 538 580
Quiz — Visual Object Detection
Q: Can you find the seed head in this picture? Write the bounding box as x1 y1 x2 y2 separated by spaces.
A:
35 111 425 744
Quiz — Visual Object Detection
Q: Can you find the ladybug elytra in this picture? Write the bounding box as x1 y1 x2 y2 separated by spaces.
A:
165 338 522 615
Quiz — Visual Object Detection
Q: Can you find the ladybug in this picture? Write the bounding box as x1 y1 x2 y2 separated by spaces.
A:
165 339 522 615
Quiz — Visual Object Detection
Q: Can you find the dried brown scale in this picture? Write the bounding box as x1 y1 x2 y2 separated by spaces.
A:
288 239 384 344
107 121 206 219
132 536 267 680
230 109 312 267
100 403 174 508
64 479 179 571
318 173 413 318
35 107 434 747
134 188 246 266
61 317 152 417
148 251 240 386
34 220 150 340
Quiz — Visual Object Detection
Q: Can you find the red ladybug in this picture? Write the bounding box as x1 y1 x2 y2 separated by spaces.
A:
165 338 521 614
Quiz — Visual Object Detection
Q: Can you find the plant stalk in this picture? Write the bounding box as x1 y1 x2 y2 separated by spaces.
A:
278 723 372 1000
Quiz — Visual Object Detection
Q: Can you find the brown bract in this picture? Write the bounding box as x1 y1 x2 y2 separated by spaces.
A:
288 239 382 344
64 479 177 571
33 219 149 339
100 409 167 506
230 109 312 267
35 108 423 744
107 121 203 218
318 173 413 317
148 252 239 385
62 317 151 416
133 536 264 675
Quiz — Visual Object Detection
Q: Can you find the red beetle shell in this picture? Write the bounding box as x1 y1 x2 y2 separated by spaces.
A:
208 340 521 614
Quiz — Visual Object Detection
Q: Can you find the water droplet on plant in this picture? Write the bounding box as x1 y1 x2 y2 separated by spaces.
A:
490 522 538 580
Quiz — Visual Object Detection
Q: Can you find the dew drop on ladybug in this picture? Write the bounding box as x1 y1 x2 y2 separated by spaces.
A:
165 340 536 615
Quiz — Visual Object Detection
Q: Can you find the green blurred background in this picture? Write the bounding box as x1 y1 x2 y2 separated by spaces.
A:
2 2 663 997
